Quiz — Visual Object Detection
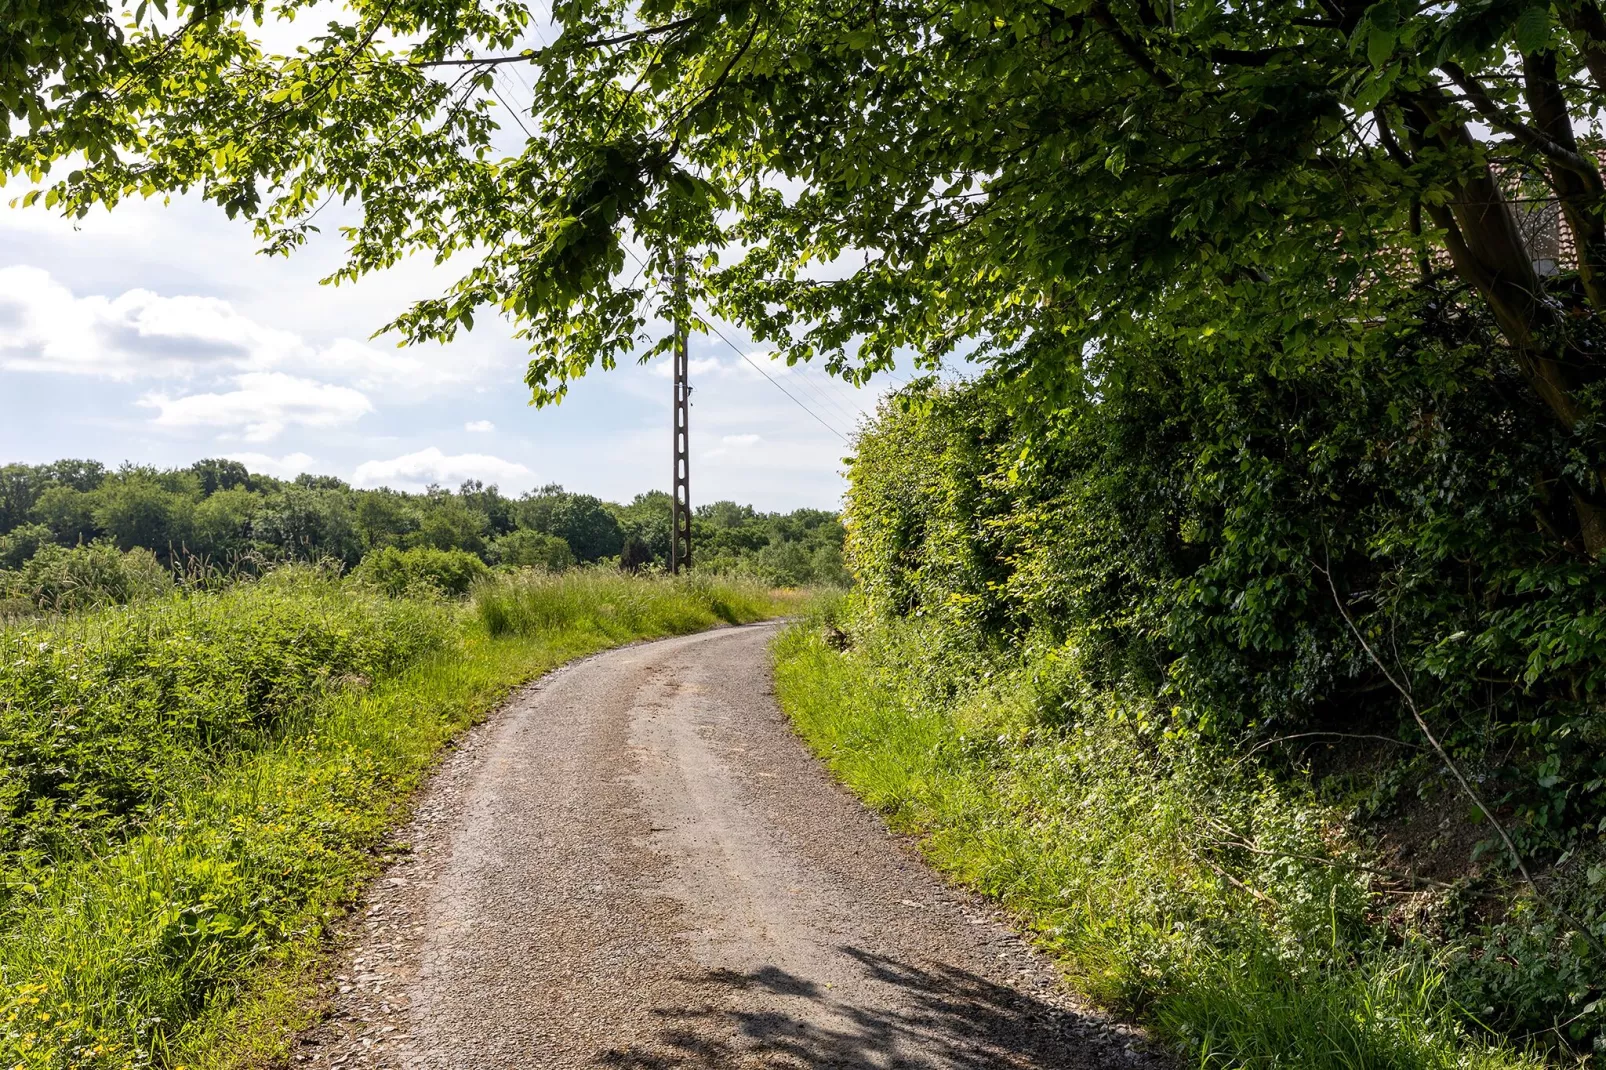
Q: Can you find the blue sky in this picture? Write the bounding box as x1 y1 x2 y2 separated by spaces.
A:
0 187 894 511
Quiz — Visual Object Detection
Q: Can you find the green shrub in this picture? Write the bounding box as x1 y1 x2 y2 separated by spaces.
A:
0 569 452 865
487 528 575 570
0 522 51 570
0 542 173 612
774 610 1547 1069
353 545 490 595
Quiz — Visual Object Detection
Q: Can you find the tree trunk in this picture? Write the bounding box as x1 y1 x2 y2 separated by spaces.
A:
1402 94 1606 554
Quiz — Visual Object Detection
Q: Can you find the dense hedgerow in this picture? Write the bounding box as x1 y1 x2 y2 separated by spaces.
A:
775 610 1546 1070
840 308 1606 1055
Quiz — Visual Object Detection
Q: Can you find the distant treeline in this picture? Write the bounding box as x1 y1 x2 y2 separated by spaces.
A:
0 457 849 594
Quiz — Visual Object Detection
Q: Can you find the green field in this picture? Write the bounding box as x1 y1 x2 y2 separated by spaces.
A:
0 568 776 1069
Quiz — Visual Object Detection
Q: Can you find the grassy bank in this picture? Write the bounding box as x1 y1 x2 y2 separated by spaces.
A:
0 568 775 1069
773 607 1554 1070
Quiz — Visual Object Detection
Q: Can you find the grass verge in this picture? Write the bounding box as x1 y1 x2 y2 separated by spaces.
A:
0 568 777 1069
771 607 1548 1070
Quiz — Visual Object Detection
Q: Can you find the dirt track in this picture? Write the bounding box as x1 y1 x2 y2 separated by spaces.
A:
291 622 1158 1068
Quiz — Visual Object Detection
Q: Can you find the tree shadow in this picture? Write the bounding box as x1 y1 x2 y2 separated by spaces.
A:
595 946 1145 1068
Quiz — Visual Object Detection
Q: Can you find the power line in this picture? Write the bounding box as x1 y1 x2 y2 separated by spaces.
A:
611 238 852 442
490 69 533 138
699 315 852 443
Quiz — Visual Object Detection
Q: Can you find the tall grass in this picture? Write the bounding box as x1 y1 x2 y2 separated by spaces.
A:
0 568 780 1069
772 609 1545 1070
472 567 774 639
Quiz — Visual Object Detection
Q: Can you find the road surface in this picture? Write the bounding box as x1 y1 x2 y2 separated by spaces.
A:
291 622 1157 1068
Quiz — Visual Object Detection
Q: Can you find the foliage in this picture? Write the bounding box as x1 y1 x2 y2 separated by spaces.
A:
12 0 1606 559
0 569 451 867
352 545 491 596
693 501 852 586
0 459 845 584
518 485 624 562
0 542 173 614
848 341 1606 854
487 527 577 570
773 609 1550 1069
0 523 51 571
0 569 780 1068
472 567 772 638
842 349 1606 1054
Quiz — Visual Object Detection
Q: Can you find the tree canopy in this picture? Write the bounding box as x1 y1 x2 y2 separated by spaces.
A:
10 0 1606 548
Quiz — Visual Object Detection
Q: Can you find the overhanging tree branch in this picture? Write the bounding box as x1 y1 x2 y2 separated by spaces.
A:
413 17 702 67
1440 61 1601 179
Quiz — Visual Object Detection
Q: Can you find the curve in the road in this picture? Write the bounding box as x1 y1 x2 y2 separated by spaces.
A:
292 622 1160 1069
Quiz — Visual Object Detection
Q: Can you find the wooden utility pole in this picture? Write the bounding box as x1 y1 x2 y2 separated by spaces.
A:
670 250 692 574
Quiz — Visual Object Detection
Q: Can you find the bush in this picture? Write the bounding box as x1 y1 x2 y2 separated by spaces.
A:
774 610 1546 1070
0 522 51 570
0 542 173 612
0 569 453 865
488 528 575 570
353 545 490 596
843 334 1606 1052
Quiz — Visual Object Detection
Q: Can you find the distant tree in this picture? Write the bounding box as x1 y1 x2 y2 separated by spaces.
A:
415 499 490 556
551 496 622 563
458 480 517 535
188 458 251 496
0 464 44 535
514 484 568 535
252 488 360 565
93 480 193 557
295 473 351 492
610 491 673 564
699 500 756 530
39 459 107 493
31 486 99 546
0 523 51 570
355 490 420 549
190 488 260 559
519 488 622 562
619 536 654 573
488 529 575 571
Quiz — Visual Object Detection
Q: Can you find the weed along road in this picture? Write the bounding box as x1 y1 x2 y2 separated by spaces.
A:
294 622 1154 1069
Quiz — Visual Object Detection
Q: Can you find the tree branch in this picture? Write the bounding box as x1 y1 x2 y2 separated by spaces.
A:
1089 0 1178 89
413 18 701 68
1440 62 1601 179
1317 560 1606 958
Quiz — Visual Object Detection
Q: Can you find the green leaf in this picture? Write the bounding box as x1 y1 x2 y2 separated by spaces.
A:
1367 26 1397 67
1514 5 1550 52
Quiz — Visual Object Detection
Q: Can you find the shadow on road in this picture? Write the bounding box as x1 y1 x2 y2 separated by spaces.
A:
594 947 1136 1068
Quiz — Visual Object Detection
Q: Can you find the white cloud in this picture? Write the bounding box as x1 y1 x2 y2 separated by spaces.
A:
139 372 373 442
0 265 304 379
465 419 495 432
226 451 317 478
352 447 533 491
316 337 472 391
704 433 765 459
0 265 485 392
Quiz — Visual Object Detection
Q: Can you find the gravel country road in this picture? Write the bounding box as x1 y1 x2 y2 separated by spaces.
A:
291 622 1161 1069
